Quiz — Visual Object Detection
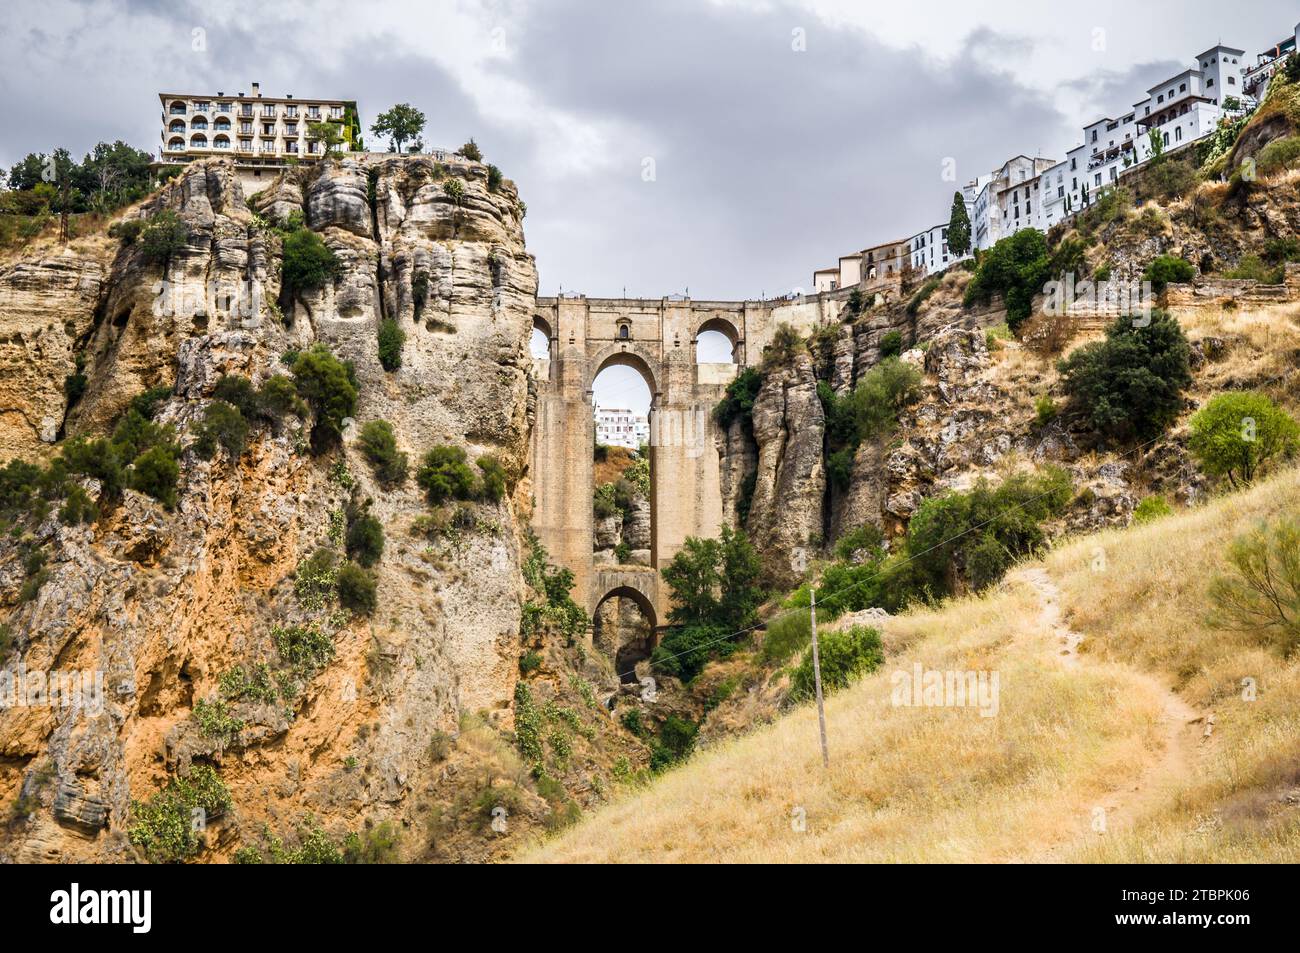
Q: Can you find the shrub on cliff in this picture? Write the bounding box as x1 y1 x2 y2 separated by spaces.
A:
129 444 181 509
357 420 408 485
336 561 377 615
193 400 249 461
345 511 385 567
1057 311 1191 442
963 228 1049 332
281 227 341 300
1142 255 1195 293
416 445 477 503
820 357 922 488
291 345 357 446
477 454 507 502
377 318 405 371
714 366 763 430
661 525 765 632
128 764 232 864
139 210 189 266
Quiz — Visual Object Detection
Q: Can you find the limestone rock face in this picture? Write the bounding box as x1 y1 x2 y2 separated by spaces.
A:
746 353 825 587
0 155 537 863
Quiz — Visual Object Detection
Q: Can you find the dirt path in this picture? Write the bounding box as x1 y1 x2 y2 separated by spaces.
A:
1010 567 1207 861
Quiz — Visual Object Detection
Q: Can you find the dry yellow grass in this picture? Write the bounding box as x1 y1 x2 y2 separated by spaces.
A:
520 467 1300 864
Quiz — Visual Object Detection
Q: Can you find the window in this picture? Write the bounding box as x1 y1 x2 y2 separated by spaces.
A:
285 105 298 117
262 123 275 135
1091 130 1098 142
1157 94 1164 103
330 105 343 118
241 104 253 117
1175 126 1182 142
263 105 275 117
1179 83 1186 92
286 123 298 136
218 102 232 112
240 121 252 134
1207 78 1214 87
1228 76 1236 85
1094 173 1102 186
308 106 320 118
1058 186 1064 198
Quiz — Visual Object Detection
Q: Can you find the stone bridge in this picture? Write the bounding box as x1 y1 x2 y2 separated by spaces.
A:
527 292 847 639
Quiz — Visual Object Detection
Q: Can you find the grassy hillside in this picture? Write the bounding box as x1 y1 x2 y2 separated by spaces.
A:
520 465 1300 863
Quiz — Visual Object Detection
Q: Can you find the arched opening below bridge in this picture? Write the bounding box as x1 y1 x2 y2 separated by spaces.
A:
592 586 658 683
696 317 739 364
591 352 655 569
530 316 552 361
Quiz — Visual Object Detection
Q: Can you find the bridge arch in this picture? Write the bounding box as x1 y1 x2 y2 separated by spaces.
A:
592 577 660 682
696 315 740 363
586 343 660 400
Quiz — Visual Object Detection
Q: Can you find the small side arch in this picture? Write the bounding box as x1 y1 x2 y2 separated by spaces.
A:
695 315 740 363
593 584 658 632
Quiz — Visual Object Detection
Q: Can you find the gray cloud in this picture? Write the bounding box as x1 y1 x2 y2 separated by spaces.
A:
2 0 1296 298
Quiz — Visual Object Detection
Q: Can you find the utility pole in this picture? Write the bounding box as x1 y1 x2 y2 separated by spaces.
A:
810 588 829 768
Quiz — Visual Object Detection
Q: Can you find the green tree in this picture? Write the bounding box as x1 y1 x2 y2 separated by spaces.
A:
345 512 385 567
307 121 345 158
140 210 189 266
962 228 1050 332
1188 391 1300 487
370 104 426 154
660 525 765 630
789 625 883 700
947 190 971 257
458 139 483 161
291 345 358 444
1056 311 1191 442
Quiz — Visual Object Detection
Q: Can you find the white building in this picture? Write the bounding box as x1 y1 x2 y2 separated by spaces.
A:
971 155 1055 250
157 81 363 194
908 222 968 275
595 406 649 451
1043 44 1248 230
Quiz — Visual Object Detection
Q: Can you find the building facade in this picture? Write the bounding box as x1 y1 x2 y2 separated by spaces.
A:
595 406 650 451
157 82 362 193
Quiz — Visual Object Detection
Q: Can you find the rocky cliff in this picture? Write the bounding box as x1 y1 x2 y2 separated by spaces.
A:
0 155 553 862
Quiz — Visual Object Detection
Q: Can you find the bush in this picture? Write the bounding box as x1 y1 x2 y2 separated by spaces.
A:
139 210 189 265
761 323 805 368
788 625 883 701
1188 391 1300 487
335 561 377 615
820 358 922 487
651 624 731 682
1224 254 1284 284
1035 394 1058 427
477 455 507 501
127 764 231 864
1255 135 1300 177
192 400 249 460
1132 495 1172 524
357 420 408 485
128 444 181 508
486 164 503 191
1056 311 1191 442
255 375 308 420
416 445 477 503
291 345 357 444
904 278 941 317
963 229 1050 332
129 385 173 421
108 218 145 245
377 318 405 371
833 523 884 561
1208 518 1300 656
713 366 763 429
906 467 1073 598
519 651 542 675
760 610 811 664
1142 255 1195 293
212 374 259 418
281 226 341 299
345 511 385 567
458 139 483 161
649 715 698 772
878 329 904 357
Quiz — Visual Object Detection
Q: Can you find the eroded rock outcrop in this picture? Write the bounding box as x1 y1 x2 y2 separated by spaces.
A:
0 154 539 863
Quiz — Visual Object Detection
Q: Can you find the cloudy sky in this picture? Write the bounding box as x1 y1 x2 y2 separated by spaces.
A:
2 0 1296 302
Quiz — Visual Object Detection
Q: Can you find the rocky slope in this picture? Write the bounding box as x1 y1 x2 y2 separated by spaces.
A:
0 154 574 862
